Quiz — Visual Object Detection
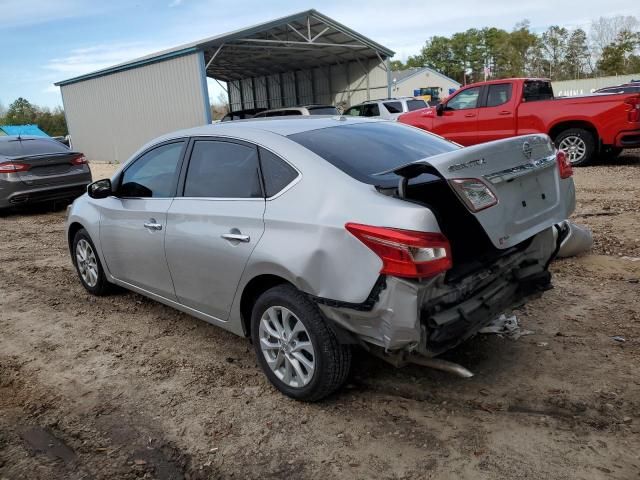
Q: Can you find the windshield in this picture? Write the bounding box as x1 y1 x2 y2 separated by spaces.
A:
287 122 457 187
0 138 69 157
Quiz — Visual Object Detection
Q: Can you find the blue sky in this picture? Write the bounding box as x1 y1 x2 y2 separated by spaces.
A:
1 0 637 109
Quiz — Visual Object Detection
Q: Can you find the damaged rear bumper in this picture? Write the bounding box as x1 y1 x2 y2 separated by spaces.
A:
317 227 559 356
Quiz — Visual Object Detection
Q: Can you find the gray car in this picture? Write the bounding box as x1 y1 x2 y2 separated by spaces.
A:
66 117 575 401
0 135 91 211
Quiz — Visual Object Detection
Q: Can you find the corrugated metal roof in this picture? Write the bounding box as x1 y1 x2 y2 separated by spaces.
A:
55 9 395 86
0 125 50 137
391 66 460 87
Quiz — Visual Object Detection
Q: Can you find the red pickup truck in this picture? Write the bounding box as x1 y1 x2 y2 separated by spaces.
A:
398 78 640 166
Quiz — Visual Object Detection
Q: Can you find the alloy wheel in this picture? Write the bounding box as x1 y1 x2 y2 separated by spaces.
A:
76 238 99 288
258 306 316 388
558 135 587 164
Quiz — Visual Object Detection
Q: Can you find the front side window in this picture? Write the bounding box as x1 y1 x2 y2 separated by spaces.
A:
119 141 184 198
486 83 512 107
183 140 262 198
383 101 403 113
446 87 481 110
344 106 362 116
259 148 298 197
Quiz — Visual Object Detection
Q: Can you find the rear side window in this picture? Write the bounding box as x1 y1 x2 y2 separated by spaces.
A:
486 83 512 107
383 101 403 113
280 110 303 116
523 81 554 102
120 142 184 198
0 138 69 157
344 106 362 116
406 99 427 111
259 148 298 197
288 122 458 186
183 140 262 198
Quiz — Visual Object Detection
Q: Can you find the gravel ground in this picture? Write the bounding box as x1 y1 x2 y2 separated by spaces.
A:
1 152 639 479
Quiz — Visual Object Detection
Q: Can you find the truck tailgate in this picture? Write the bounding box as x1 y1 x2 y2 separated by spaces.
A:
388 134 576 249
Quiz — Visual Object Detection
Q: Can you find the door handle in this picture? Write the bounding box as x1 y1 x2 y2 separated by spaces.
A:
498 111 511 115
464 113 476 118
143 219 163 231
221 233 250 243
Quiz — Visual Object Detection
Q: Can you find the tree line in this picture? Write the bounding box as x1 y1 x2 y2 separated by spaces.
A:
0 97 68 137
391 15 640 84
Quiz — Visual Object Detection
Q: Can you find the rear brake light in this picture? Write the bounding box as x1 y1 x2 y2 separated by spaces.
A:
0 162 30 173
71 154 88 166
345 223 452 279
625 97 640 123
556 150 573 179
449 178 497 212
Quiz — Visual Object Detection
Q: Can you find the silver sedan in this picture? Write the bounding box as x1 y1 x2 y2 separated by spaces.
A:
66 117 575 401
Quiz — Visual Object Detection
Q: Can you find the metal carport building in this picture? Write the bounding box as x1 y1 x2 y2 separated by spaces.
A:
54 9 395 163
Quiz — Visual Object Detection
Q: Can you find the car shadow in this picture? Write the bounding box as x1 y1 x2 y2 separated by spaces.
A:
0 200 72 218
592 149 640 167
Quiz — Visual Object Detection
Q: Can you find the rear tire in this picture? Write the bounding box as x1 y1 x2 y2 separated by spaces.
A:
555 128 596 166
251 284 351 402
72 228 111 296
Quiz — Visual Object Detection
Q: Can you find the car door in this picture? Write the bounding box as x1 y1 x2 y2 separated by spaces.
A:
164 138 266 320
431 86 481 145
476 82 517 143
99 140 186 300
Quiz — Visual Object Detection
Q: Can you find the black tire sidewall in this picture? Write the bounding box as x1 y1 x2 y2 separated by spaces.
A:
555 128 595 167
250 285 340 401
72 228 109 295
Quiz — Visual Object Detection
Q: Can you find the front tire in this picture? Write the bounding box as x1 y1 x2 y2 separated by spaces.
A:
555 128 596 166
72 228 111 296
251 284 351 401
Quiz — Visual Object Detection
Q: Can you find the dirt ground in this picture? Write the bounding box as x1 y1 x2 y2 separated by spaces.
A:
1 153 639 480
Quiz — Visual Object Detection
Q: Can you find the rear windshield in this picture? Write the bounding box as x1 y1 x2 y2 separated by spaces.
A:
287 122 458 186
0 138 69 157
406 99 428 111
523 81 554 102
307 106 339 115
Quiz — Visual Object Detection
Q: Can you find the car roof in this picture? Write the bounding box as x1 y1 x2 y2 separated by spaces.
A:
157 116 386 141
0 135 53 142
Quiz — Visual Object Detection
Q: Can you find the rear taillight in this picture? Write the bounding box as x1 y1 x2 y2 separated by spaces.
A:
345 223 452 279
449 178 497 212
71 154 88 166
0 162 30 173
625 97 640 123
556 150 573 179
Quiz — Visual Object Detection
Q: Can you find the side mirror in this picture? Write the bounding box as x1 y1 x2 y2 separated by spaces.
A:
88 178 113 199
436 103 445 116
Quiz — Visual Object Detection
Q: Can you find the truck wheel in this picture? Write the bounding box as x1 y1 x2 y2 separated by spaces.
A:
555 128 596 166
251 284 351 402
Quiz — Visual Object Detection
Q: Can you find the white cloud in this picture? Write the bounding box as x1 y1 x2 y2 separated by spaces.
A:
169 0 184 6
0 0 112 29
45 42 171 79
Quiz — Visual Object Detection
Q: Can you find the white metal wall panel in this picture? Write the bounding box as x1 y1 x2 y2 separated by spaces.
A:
229 80 242 111
282 72 297 107
267 74 283 108
313 67 331 105
296 70 314 105
253 76 269 108
241 78 255 109
553 73 640 97
61 52 207 163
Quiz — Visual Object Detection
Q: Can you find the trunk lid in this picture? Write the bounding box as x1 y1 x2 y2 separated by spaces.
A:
10 153 83 186
386 134 575 249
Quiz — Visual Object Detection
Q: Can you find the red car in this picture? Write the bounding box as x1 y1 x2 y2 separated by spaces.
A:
398 78 640 166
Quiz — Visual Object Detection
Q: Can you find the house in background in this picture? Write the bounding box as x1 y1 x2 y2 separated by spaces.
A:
391 67 460 103
0 125 50 137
